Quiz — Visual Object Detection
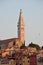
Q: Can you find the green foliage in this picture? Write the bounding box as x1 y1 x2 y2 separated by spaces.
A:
20 41 25 49
20 43 25 49
28 42 40 50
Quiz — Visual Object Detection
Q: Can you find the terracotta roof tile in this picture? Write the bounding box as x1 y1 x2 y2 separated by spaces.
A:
0 38 19 44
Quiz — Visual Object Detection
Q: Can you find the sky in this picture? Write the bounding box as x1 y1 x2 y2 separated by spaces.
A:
0 0 43 46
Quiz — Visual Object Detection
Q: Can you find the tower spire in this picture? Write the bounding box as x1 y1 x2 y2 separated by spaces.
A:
20 9 22 14
17 9 25 44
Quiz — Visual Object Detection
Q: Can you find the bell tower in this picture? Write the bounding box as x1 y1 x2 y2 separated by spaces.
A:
17 9 25 44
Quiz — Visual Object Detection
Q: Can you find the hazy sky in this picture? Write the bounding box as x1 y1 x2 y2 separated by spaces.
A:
0 0 43 46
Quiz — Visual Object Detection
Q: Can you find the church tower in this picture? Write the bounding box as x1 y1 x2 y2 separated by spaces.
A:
17 9 25 44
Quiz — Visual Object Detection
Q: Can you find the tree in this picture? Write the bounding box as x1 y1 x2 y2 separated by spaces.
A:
20 41 25 49
20 43 25 49
28 42 40 50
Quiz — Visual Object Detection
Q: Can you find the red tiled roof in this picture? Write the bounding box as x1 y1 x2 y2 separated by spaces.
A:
0 38 19 44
